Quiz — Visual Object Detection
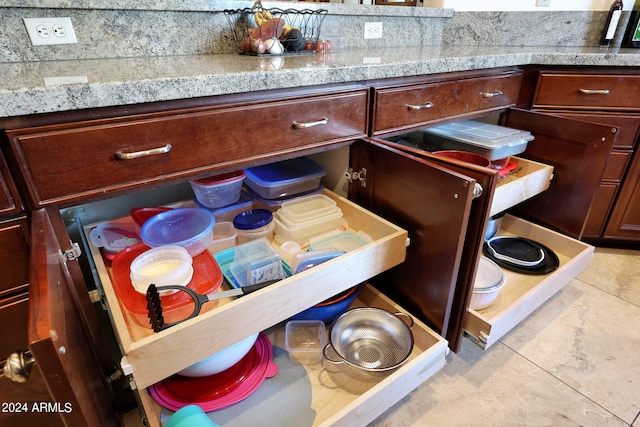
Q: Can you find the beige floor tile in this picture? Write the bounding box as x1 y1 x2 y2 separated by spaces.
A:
577 248 640 306
500 279 640 424
371 339 627 427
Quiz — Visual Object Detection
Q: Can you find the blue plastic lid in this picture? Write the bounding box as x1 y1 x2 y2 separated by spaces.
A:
140 207 215 247
244 183 324 207
243 157 326 188
233 209 273 230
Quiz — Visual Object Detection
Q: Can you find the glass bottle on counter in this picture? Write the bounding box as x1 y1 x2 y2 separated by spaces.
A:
623 0 640 47
600 0 624 47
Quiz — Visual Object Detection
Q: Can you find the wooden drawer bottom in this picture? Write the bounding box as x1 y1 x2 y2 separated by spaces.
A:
463 215 594 349
137 284 448 427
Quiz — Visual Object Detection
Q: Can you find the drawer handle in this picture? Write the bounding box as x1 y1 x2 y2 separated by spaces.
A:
115 144 172 160
579 89 610 95
406 102 434 111
292 118 329 129
481 91 504 98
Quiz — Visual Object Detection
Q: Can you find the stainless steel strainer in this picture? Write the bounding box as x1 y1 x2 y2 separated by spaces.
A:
323 307 414 377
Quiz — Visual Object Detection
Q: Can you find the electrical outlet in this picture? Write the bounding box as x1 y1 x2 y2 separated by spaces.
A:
364 22 383 40
23 17 78 46
535 0 551 7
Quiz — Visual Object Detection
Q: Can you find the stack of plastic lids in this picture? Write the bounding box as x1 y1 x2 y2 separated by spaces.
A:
243 157 326 201
273 194 344 244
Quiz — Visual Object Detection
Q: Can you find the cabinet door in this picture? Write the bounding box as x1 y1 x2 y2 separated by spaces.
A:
349 139 490 350
29 208 118 426
504 109 617 239
604 151 640 239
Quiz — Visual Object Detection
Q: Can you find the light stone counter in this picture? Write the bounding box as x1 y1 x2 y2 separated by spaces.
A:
2 45 640 118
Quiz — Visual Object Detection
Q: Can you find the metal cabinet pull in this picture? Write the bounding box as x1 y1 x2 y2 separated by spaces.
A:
115 144 172 160
292 118 329 129
481 91 504 98
406 102 434 111
579 89 610 95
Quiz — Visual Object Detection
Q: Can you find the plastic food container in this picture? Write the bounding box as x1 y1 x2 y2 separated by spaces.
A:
229 238 285 287
245 184 324 212
195 190 254 222
177 333 259 377
310 232 369 253
208 222 237 254
140 208 215 256
129 245 193 293
279 194 337 223
243 157 326 199
233 209 275 244
273 209 344 244
421 120 534 160
89 221 140 259
190 170 245 208
470 256 506 310
285 320 327 365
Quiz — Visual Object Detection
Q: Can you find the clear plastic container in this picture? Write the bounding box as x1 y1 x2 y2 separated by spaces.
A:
195 190 254 222
233 209 275 244
243 157 326 199
285 320 327 365
190 170 245 208
273 209 344 244
208 222 237 254
421 120 534 160
245 183 324 212
229 238 285 287
129 245 193 293
279 194 338 223
140 208 215 256
309 231 369 253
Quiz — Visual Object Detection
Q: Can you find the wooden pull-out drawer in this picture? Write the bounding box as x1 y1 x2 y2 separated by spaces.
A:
7 90 368 208
372 72 522 135
463 215 593 349
533 73 640 112
490 157 554 217
85 190 409 389
138 284 448 427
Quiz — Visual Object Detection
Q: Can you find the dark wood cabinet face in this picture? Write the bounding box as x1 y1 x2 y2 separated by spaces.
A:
0 218 29 297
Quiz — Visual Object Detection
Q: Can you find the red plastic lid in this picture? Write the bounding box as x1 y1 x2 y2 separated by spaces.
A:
110 242 223 327
149 333 278 412
193 170 246 186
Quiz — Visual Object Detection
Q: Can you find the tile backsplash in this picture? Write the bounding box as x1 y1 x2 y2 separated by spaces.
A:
0 1 622 63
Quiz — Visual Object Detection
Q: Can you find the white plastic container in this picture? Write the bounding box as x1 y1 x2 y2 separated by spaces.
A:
129 245 193 294
279 194 338 223
273 209 344 244
208 222 237 254
190 170 245 208
470 256 506 310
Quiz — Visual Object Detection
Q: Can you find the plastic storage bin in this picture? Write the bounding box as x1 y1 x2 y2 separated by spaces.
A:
279 194 338 223
285 320 327 365
243 157 326 199
229 238 285 287
233 209 275 244
421 120 534 160
273 209 344 244
245 184 324 212
190 170 245 208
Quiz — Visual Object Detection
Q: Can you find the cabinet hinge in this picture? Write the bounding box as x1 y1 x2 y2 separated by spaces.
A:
64 242 82 261
88 289 101 303
345 167 367 187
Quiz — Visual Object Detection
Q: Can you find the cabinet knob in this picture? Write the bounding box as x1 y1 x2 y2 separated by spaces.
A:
3 351 35 383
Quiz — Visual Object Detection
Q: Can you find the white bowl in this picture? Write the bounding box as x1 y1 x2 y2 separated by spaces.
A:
470 256 505 310
177 333 259 377
129 245 193 294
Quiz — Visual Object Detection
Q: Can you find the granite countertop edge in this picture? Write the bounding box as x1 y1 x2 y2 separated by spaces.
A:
2 45 640 118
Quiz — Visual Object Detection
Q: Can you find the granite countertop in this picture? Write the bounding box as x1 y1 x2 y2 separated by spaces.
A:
2 45 640 118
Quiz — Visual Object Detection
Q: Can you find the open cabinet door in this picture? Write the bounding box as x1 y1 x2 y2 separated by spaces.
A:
504 109 617 239
29 208 118 426
349 139 488 351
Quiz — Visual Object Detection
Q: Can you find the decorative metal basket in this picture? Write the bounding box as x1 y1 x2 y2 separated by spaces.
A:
224 1 328 55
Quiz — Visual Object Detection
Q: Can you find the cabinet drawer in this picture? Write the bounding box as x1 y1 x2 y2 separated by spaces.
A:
533 73 640 112
463 215 593 349
138 284 448 427
372 73 522 135
0 217 30 297
8 90 368 208
489 157 554 217
85 190 408 389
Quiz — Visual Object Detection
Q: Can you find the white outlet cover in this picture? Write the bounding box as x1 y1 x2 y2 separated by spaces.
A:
23 17 78 46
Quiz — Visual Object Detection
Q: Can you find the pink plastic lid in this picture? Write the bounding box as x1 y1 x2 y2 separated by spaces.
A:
193 170 246 186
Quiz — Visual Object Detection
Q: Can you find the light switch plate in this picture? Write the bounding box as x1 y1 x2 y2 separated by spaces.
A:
23 17 78 46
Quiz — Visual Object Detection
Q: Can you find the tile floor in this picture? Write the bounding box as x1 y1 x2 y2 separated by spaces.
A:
370 247 640 427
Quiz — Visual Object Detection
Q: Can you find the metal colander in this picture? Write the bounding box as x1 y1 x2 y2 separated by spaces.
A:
325 307 414 374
